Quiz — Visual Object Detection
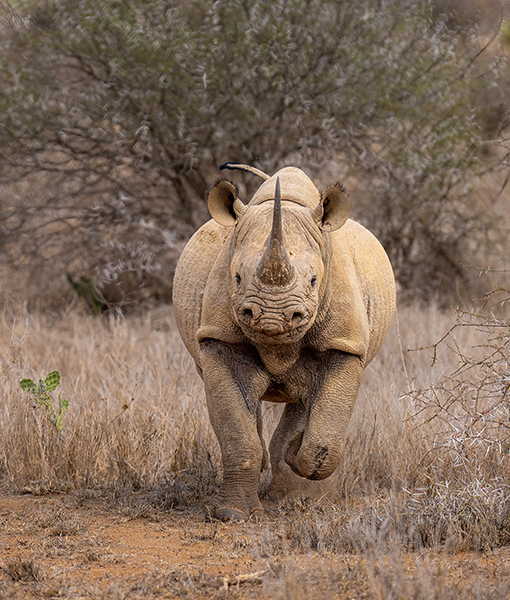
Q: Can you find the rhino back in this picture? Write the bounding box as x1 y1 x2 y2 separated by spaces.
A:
172 220 232 366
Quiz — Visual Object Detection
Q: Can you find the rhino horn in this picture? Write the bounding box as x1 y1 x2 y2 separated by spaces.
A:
256 177 295 287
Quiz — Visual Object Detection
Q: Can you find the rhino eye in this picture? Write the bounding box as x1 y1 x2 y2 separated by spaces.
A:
235 273 241 285
311 275 317 288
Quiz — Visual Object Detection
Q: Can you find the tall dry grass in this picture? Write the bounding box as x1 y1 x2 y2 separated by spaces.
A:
1 296 510 552
0 303 216 503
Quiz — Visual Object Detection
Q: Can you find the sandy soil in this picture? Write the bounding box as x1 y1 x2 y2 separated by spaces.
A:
0 492 270 598
1 493 510 599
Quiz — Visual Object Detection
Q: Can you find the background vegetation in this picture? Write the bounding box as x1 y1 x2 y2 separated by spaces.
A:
1 0 509 308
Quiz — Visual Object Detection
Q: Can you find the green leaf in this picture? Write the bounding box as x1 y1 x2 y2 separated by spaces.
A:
43 394 52 412
44 371 60 392
20 378 37 394
59 394 69 412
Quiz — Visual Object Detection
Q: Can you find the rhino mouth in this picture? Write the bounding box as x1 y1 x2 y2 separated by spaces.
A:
244 326 309 345
237 310 312 344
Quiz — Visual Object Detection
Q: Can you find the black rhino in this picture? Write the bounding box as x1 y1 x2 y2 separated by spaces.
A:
172 164 396 520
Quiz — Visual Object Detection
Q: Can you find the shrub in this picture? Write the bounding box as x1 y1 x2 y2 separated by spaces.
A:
0 0 508 308
408 273 510 484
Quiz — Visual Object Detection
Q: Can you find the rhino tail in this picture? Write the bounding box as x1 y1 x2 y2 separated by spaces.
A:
219 162 270 181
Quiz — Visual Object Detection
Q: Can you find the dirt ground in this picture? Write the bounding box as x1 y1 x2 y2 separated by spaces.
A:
0 492 273 598
2 493 510 599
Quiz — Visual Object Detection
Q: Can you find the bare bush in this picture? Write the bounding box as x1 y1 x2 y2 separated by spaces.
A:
408 274 510 483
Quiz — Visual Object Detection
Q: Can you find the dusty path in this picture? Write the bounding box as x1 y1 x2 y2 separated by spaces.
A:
0 492 269 597
2 493 510 599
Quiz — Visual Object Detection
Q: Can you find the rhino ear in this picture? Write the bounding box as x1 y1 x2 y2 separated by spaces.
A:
313 183 350 232
207 179 247 227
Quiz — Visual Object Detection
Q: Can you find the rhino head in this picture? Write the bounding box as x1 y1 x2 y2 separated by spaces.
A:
207 167 350 345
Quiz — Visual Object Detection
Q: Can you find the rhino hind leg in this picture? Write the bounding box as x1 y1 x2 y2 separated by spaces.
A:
266 464 320 502
266 403 317 500
257 402 270 471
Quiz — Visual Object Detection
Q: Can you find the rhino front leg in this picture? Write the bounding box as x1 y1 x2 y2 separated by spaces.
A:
200 339 270 521
285 351 362 481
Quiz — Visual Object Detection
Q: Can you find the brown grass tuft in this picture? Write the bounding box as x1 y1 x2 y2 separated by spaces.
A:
0 304 219 500
1 557 41 582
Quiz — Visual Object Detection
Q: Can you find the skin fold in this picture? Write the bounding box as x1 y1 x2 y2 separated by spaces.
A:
173 166 396 520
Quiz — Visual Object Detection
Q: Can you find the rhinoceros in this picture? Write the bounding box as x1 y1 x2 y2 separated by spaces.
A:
172 164 396 520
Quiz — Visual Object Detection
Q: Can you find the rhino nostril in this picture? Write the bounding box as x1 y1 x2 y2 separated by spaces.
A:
242 308 253 320
292 311 305 326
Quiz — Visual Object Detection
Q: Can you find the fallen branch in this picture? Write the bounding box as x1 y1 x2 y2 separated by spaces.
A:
221 570 267 590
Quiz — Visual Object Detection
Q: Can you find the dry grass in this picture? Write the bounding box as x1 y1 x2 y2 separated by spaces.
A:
1 299 507 509
2 296 510 598
1 557 40 583
0 304 392 490
0 302 218 500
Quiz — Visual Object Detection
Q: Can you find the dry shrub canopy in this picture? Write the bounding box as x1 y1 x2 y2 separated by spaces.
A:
0 0 508 309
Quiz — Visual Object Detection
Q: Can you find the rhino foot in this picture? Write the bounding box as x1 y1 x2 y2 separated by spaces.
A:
206 504 264 521
266 482 310 502
213 506 249 521
265 487 287 502
266 469 328 502
205 495 264 522
214 505 264 521
266 460 310 501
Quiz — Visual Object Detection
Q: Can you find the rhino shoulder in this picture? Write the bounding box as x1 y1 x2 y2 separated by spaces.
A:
307 219 395 366
309 222 370 361
173 219 230 305
196 239 247 347
335 219 396 366
173 220 233 364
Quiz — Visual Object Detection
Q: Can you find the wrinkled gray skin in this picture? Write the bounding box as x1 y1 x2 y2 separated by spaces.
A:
173 166 396 521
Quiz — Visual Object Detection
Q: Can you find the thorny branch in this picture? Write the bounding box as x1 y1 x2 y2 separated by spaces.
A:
407 276 510 467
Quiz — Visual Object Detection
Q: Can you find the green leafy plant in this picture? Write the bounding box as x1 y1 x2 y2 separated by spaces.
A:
20 371 69 430
67 275 106 315
500 19 510 47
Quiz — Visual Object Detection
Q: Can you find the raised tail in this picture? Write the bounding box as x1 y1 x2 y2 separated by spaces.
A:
219 162 270 181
